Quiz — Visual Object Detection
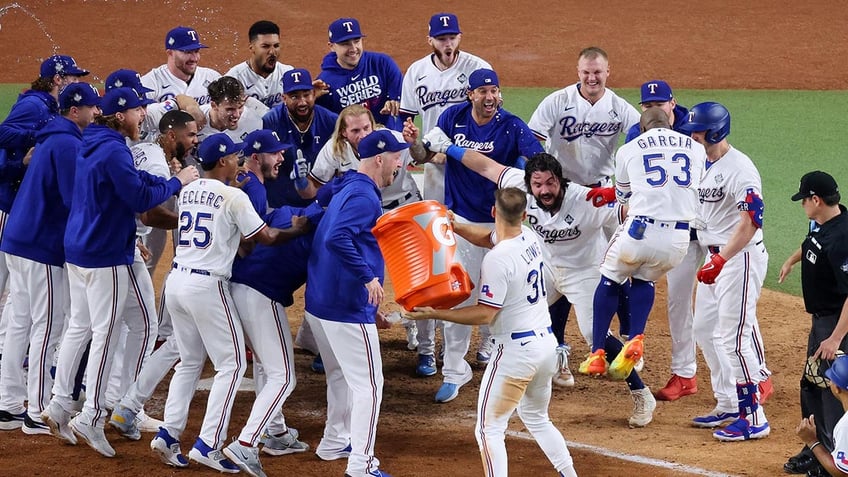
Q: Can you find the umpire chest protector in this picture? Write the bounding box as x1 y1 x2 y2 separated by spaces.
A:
801 205 848 315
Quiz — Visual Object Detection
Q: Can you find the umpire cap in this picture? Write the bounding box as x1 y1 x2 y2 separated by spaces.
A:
791 171 839 201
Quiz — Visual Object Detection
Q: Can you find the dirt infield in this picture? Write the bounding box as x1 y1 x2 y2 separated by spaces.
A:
1 1 846 476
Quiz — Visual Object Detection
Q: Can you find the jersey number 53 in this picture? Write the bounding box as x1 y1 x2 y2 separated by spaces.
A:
642 153 691 187
178 211 213 248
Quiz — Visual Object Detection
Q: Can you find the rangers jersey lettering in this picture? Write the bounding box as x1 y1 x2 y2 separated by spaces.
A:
529 84 639 185
141 64 222 106
225 61 294 109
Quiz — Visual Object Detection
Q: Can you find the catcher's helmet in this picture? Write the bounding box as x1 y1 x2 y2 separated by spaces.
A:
826 354 848 389
679 101 730 144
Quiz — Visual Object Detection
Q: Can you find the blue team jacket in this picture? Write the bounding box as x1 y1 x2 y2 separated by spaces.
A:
305 170 383 323
231 202 324 306
262 105 338 208
625 104 690 142
1 116 82 266
317 51 403 131
0 89 59 212
64 124 182 268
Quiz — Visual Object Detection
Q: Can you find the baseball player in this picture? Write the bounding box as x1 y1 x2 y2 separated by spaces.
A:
797 355 848 477
406 188 579 477
237 129 290 216
142 26 221 106
317 17 403 131
423 132 659 427
681 102 771 441
226 20 294 112
149 133 309 473
305 129 403 477
0 83 99 434
579 108 705 382
108 110 199 437
197 76 263 145
410 67 543 402
398 12 492 377
262 68 339 208
39 87 198 457
782 171 848 475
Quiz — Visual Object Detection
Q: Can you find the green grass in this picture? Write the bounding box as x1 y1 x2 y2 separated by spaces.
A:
4 83 847 296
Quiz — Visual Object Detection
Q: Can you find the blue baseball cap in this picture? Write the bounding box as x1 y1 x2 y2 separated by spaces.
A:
283 68 313 94
101 87 155 115
165 26 208 51
197 133 242 165
640 80 673 104
328 18 365 43
40 55 89 78
826 355 848 389
242 129 292 155
105 69 154 95
429 13 461 37
468 68 499 90
358 130 410 159
59 82 101 110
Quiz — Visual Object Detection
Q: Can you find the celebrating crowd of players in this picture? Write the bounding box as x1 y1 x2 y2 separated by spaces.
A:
1 10 829 477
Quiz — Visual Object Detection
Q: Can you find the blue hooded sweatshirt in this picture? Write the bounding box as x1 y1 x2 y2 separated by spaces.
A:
305 170 384 323
316 50 403 131
64 124 182 268
1 116 82 266
0 89 59 212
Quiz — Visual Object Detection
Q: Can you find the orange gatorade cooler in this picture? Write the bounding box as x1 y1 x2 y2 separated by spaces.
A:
372 200 472 311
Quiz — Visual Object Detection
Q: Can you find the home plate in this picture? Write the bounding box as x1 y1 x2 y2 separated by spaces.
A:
197 377 255 392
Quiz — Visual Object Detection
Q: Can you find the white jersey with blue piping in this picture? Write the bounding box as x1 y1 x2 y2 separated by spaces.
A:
141 64 221 106
225 61 294 109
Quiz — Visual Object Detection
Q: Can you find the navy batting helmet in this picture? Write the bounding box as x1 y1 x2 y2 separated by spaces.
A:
679 101 730 144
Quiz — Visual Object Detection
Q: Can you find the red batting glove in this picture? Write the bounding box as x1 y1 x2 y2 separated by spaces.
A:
586 187 616 207
697 254 727 284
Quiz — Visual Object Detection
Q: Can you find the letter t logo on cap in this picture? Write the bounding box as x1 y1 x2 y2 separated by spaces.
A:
440 16 450 26
648 83 657 94
343 21 353 32
291 72 301 83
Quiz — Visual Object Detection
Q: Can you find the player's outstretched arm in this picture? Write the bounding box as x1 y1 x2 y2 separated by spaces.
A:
448 211 494 249
254 215 311 246
422 128 505 183
405 303 499 326
778 247 803 283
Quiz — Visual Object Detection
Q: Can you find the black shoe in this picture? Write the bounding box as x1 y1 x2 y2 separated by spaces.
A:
784 448 816 474
806 464 827 477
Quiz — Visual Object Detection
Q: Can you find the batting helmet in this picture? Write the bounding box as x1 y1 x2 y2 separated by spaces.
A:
679 101 730 144
826 353 848 390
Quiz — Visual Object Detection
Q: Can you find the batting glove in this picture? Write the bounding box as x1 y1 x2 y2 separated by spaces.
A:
586 187 616 207
697 253 727 284
423 127 453 154
290 149 310 190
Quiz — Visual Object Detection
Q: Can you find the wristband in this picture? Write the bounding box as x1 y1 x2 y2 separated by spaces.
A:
445 144 466 162
809 441 821 452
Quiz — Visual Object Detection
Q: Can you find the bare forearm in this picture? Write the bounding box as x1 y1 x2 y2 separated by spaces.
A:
453 221 494 249
414 304 497 326
718 212 758 260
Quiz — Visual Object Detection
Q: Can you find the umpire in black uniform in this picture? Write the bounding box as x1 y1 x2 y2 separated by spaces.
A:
780 171 848 476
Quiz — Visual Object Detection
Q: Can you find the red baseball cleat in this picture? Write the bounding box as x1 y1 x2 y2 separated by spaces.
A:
758 376 773 404
654 374 698 401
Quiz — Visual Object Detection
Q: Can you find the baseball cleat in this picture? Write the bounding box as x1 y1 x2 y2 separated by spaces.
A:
553 344 575 387
608 334 644 380
41 401 77 445
260 427 309 456
578 349 607 376
629 387 656 428
189 438 240 473
713 418 770 441
476 340 494 364
416 354 437 377
109 405 141 441
691 407 739 428
758 376 774 404
223 440 266 477
315 442 352 461
22 414 51 435
0 409 27 430
136 408 166 433
151 427 189 468
310 355 325 374
435 374 472 403
654 374 698 401
70 415 115 457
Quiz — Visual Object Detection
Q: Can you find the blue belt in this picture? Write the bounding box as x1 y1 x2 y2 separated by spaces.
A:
172 262 210 276
634 216 689 231
510 327 553 340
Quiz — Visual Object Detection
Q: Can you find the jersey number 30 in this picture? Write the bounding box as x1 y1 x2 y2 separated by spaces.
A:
178 211 213 248
526 262 547 304
642 153 691 187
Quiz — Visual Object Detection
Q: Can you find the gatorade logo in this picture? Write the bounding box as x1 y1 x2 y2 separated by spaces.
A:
431 216 456 247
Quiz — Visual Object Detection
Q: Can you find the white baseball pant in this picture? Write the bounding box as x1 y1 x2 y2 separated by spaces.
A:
664 239 705 378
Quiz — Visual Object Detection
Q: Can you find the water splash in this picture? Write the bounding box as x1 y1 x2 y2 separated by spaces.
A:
0 3 58 54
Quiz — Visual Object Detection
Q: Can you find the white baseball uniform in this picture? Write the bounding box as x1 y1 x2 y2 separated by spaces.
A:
141 65 221 106
498 167 623 346
225 61 294 110
601 128 705 283
832 412 848 474
309 129 421 210
528 84 640 186
161 178 265 448
400 51 491 203
693 146 769 417
475 225 576 477
197 104 263 145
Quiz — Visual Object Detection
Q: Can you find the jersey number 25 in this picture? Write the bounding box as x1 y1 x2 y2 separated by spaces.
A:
178 211 213 248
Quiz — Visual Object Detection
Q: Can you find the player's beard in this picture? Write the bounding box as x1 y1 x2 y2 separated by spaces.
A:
261 160 279 180
535 187 564 213
261 55 276 75
433 47 459 68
